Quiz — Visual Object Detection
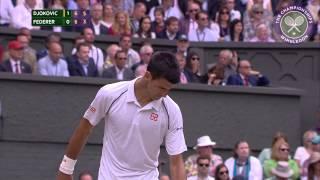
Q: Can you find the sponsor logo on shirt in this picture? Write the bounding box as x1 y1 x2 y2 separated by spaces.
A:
89 106 96 113
150 112 159 121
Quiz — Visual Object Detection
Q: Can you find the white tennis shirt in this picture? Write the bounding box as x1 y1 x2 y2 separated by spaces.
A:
84 78 187 179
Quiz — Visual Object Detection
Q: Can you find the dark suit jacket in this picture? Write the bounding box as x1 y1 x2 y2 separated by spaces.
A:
102 66 134 80
0 59 32 74
182 68 194 83
156 30 181 40
88 22 109 35
226 74 270 87
67 55 98 77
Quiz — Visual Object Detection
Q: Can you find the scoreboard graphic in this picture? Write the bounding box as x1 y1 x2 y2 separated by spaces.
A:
32 10 90 26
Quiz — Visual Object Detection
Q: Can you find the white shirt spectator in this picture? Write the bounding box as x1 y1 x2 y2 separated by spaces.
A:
38 56 69 77
11 3 39 29
249 36 275 42
225 156 263 180
127 48 141 68
17 0 44 9
188 28 219 42
0 0 14 25
115 66 124 80
83 78 187 179
230 9 241 21
149 6 183 21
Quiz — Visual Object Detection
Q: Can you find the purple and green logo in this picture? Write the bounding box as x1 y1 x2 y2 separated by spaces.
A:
274 6 314 44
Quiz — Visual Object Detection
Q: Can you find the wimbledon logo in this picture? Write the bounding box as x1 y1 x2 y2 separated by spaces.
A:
274 6 313 44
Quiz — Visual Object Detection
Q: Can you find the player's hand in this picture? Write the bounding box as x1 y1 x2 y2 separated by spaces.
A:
56 171 73 180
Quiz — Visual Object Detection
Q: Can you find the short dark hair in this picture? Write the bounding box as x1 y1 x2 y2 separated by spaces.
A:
147 51 180 84
233 140 249 158
196 155 211 165
76 42 90 52
120 34 132 42
165 16 179 27
114 50 127 59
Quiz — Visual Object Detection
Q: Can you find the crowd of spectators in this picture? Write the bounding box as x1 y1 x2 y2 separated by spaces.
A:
171 131 320 180
0 0 319 42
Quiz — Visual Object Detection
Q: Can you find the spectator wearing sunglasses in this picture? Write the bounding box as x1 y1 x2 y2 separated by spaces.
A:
215 164 231 180
187 155 215 180
263 140 300 179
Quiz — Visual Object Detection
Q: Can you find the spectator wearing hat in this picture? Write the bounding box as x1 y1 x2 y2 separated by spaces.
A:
307 152 320 180
0 40 32 74
175 34 190 59
294 130 317 180
189 11 219 42
265 161 294 180
185 135 223 177
225 140 263 180
187 155 215 180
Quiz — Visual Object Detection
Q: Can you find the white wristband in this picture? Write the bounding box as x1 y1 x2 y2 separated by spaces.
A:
59 155 77 175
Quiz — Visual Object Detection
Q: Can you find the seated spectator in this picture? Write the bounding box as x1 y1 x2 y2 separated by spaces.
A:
19 27 32 42
89 3 109 35
185 51 202 83
307 152 320 180
175 34 190 58
151 7 166 37
37 32 61 60
258 132 289 166
131 44 153 72
187 156 215 180
38 42 69 77
102 50 134 80
75 0 90 10
68 42 98 77
266 161 294 180
11 0 40 30
130 2 147 33
72 27 104 76
263 140 300 179
44 0 69 32
157 16 181 40
78 170 94 180
108 11 132 36
0 40 32 74
223 0 241 21
211 49 237 85
246 0 273 15
3 34 37 73
105 0 134 15
149 0 183 21
119 35 140 68
135 0 159 14
243 4 272 41
215 164 231 180
294 130 317 179
135 64 147 77
0 0 14 26
224 19 244 42
185 135 223 177
227 60 270 87
104 44 121 69
216 7 231 39
101 3 114 28
203 64 225 86
133 16 156 39
189 11 219 42
225 140 263 179
179 1 201 35
176 53 193 84
249 23 275 42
